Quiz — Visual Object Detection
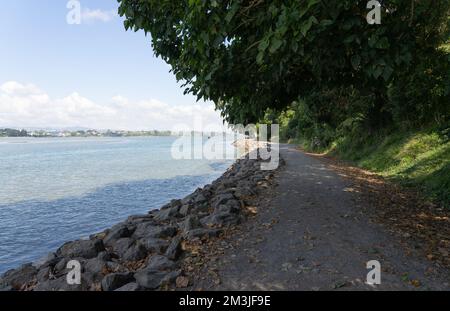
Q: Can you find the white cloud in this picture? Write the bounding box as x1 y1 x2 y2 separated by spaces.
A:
81 8 116 24
0 81 226 131
0 81 42 95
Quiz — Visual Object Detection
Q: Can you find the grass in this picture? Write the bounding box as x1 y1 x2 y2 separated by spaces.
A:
440 42 450 53
294 127 450 207
331 128 450 206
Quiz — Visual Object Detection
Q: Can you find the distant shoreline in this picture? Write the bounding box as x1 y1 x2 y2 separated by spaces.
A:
0 128 238 139
0 128 174 138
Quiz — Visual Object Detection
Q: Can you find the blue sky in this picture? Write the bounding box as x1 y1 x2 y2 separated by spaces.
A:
0 0 224 130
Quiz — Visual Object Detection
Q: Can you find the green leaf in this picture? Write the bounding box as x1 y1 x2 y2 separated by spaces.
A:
375 37 390 49
269 38 283 54
256 51 264 65
300 19 313 37
373 66 383 79
225 3 240 23
258 37 270 52
382 66 394 81
351 55 361 70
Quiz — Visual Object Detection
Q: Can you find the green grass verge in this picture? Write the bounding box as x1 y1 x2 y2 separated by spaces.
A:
297 128 450 206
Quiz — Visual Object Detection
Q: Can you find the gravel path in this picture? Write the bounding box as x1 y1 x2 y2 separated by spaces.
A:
194 145 450 291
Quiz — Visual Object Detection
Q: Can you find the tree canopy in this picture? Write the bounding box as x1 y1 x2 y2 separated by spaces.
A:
118 0 450 125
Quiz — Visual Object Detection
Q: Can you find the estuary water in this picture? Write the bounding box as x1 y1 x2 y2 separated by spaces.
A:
0 136 235 273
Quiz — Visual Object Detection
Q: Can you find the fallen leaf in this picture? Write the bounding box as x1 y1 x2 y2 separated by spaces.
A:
176 276 190 288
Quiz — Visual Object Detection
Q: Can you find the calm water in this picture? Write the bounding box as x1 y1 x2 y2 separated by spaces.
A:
0 136 235 273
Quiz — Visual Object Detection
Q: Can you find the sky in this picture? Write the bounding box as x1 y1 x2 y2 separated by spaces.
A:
0 0 226 131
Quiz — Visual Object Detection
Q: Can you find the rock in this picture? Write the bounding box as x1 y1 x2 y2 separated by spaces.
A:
153 206 181 221
211 193 235 209
35 252 59 269
134 269 170 290
181 216 202 233
0 264 37 290
181 191 198 205
202 211 242 227
203 184 214 193
179 204 192 217
214 200 240 214
85 258 106 272
139 238 169 254
56 239 105 259
122 243 148 262
34 276 87 291
146 255 176 271
84 258 107 281
176 276 190 288
190 203 210 214
161 270 181 287
193 193 207 204
126 214 154 224
54 258 70 273
97 251 113 262
114 282 141 291
184 228 223 240
106 261 122 272
101 272 134 291
36 266 52 282
52 257 86 278
160 199 182 211
235 183 255 198
133 224 178 239
150 225 178 238
165 237 183 261
103 225 133 246
113 238 134 257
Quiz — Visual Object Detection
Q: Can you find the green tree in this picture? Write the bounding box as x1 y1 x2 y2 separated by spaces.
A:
118 0 449 125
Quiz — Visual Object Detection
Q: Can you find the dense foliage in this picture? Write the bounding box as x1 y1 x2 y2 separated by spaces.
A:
118 0 449 127
0 128 28 137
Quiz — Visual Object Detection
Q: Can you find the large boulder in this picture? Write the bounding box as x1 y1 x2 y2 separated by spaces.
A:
146 255 176 271
181 216 202 233
101 272 134 291
159 199 182 211
214 200 241 214
56 239 105 259
84 258 107 281
133 224 177 239
201 211 242 227
126 214 154 225
164 237 183 261
122 242 148 262
34 275 89 291
184 228 223 240
211 193 236 209
103 224 134 246
134 268 171 290
0 264 37 290
112 238 134 258
36 266 52 283
114 282 141 291
152 206 181 222
178 204 193 217
138 238 170 254
34 252 59 270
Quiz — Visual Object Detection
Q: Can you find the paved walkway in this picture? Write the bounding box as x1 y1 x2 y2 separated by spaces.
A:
195 145 450 290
